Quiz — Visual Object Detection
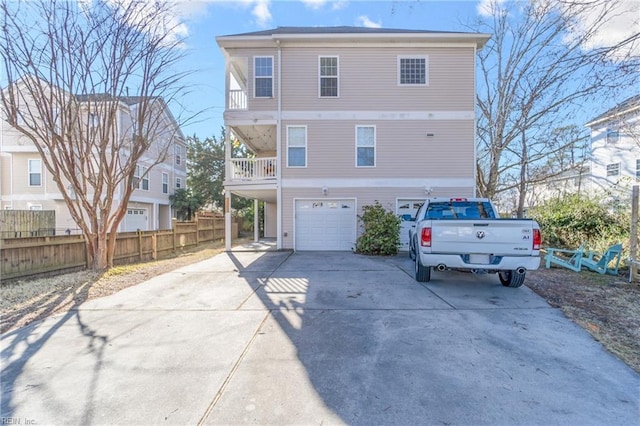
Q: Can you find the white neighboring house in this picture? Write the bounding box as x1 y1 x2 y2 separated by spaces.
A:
527 95 640 207
584 94 640 202
0 90 187 233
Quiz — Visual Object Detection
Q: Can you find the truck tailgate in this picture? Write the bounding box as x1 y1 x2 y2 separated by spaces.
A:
431 220 535 255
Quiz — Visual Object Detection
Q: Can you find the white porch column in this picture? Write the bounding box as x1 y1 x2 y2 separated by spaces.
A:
254 199 259 242
225 190 232 251
224 125 232 251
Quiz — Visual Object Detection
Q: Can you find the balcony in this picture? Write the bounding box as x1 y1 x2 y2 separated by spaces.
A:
229 157 276 181
229 89 247 110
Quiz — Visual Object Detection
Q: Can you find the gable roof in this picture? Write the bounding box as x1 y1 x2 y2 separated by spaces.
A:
226 26 462 37
217 25 491 49
585 94 640 127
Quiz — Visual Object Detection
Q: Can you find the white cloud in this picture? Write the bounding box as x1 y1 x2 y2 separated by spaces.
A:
567 0 640 56
356 15 381 28
477 0 506 18
301 0 327 10
252 0 273 27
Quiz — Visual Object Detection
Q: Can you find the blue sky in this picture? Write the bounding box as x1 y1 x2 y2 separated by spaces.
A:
174 0 485 137
171 0 639 138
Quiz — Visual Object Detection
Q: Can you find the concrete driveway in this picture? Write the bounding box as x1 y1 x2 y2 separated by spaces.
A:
1 251 638 425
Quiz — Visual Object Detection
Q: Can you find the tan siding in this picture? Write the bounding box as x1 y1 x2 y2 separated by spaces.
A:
281 119 474 180
281 185 474 249
281 46 475 111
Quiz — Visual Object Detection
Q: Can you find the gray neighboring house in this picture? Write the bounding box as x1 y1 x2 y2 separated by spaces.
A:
0 83 186 233
217 26 490 251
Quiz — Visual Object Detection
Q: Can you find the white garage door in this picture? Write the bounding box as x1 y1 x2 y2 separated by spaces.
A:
295 199 356 251
397 199 424 251
125 208 148 232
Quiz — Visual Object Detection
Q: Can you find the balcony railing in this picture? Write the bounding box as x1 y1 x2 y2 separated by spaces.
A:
229 89 247 110
230 157 276 181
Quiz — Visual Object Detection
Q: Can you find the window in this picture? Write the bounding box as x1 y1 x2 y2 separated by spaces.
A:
356 126 376 167
28 159 42 186
141 167 149 190
176 177 182 189
133 165 148 190
254 56 273 98
162 172 169 194
636 159 640 179
89 113 99 128
4 205 13 210
319 56 339 97
606 127 619 144
287 126 307 167
398 56 428 85
606 163 620 177
175 145 182 165
29 204 42 211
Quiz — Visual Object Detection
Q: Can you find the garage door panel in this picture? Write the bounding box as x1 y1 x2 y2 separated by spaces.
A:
295 199 355 251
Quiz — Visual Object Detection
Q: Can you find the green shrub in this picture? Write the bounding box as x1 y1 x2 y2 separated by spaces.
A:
355 201 401 256
528 194 629 253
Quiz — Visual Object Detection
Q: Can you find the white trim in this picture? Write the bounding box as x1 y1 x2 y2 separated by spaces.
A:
355 125 376 168
318 55 339 98
281 110 474 121
253 56 274 98
282 177 475 188
0 146 39 152
397 55 429 86
286 125 307 168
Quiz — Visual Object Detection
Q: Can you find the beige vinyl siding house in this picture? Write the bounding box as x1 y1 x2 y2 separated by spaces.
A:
217 26 490 251
0 87 186 233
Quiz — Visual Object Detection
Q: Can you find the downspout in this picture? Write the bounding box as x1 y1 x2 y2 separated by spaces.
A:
276 39 283 250
473 43 478 198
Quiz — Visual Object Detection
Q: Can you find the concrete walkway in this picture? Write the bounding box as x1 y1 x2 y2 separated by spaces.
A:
1 251 638 425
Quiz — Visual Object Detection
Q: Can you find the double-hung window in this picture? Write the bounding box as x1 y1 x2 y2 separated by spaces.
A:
636 159 640 179
356 126 376 167
398 56 428 86
175 145 182 165
254 56 273 98
606 127 619 144
28 159 42 186
176 177 182 189
133 165 149 190
319 56 339 97
287 126 307 167
162 173 169 194
606 162 620 177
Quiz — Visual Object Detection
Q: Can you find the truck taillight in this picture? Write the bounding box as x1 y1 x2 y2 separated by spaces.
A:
421 227 432 247
533 229 541 250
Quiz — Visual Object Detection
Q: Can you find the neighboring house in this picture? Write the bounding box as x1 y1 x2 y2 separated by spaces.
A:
529 95 640 206
0 87 186 233
584 94 640 200
216 26 490 251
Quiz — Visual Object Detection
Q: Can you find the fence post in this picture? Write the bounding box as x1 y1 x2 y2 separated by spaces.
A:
138 230 143 262
172 218 177 252
631 185 639 282
195 214 200 246
152 233 157 260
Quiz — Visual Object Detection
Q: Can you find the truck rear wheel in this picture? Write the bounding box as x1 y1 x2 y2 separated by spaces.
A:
415 257 431 282
498 270 525 288
409 237 416 260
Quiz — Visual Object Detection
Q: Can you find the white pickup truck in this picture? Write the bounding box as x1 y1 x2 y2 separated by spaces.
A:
408 197 541 287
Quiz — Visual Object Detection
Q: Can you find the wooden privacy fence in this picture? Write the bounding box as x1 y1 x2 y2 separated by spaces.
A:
1 215 238 281
0 210 56 239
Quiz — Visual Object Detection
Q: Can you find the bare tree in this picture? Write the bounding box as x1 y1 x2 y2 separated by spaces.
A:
0 0 191 270
474 0 640 215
